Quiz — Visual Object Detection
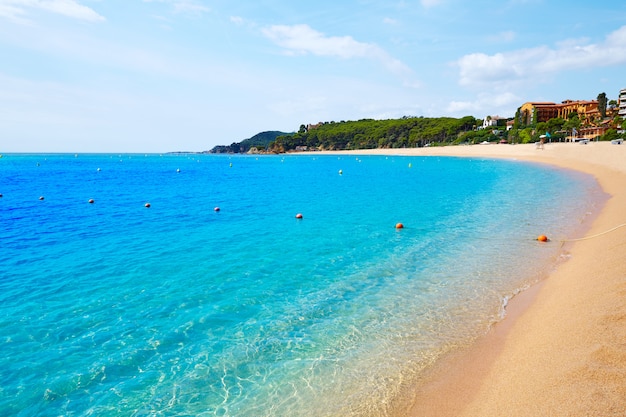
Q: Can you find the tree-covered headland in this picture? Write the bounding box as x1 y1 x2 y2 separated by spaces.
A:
210 131 290 153
268 116 486 153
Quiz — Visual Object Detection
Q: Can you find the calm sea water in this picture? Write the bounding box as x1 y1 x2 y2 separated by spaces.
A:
0 153 599 416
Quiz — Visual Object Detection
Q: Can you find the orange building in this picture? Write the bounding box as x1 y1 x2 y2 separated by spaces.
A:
517 102 556 125
517 100 600 126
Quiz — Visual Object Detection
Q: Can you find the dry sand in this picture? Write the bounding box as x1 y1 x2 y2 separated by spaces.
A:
316 142 626 416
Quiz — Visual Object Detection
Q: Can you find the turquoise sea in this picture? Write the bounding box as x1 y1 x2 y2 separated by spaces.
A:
0 153 600 416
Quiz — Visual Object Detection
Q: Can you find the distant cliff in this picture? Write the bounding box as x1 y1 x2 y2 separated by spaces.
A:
209 131 293 154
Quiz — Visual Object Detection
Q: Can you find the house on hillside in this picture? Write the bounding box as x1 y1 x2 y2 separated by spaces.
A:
481 115 505 129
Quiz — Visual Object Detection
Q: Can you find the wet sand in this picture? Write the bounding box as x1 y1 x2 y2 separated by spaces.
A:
316 142 626 416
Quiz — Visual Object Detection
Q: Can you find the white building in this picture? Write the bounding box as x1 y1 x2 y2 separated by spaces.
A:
481 115 506 129
619 88 626 118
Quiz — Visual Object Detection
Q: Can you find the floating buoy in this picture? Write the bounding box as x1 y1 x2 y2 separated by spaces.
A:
295 213 303 219
97 168 101 172
214 207 220 212
537 234 548 242
229 163 233 168
0 193 3 198
177 168 180 173
408 163 412 168
395 223 404 229
145 203 151 208
39 196 44 200
88 199 95 204
339 169 343 175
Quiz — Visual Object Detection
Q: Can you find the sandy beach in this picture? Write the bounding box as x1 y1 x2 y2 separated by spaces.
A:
316 142 626 416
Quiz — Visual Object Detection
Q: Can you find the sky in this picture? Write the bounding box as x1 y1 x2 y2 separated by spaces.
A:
1 0 625 152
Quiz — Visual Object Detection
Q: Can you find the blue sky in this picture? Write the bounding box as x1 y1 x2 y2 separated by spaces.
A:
1 0 625 152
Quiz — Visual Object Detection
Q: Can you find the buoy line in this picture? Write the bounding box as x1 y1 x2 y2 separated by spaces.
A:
560 222 626 242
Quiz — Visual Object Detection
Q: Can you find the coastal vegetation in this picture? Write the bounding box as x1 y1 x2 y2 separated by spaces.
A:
267 116 479 152
209 131 290 153
210 91 625 153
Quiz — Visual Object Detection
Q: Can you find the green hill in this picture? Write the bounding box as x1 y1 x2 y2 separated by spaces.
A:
268 116 479 152
209 131 293 153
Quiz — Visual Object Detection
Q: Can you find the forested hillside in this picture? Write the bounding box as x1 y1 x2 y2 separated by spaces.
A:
268 116 479 152
209 131 291 153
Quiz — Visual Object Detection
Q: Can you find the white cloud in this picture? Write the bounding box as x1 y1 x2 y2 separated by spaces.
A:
457 25 626 88
0 0 105 22
262 24 377 59
261 24 419 86
39 0 104 21
447 91 520 116
0 3 29 23
143 0 210 16
230 15 243 25
171 0 209 15
457 51 524 86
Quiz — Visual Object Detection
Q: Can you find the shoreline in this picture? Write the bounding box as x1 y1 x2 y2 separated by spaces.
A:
307 142 626 415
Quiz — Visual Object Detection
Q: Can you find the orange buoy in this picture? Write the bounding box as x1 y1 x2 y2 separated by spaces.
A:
145 202 151 208
295 213 303 219
395 223 404 229
88 199 95 204
537 234 548 242
214 207 220 212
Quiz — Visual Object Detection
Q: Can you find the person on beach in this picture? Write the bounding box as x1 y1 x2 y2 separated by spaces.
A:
536 138 544 150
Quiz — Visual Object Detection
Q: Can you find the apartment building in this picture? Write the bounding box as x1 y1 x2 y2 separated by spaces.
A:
619 88 626 118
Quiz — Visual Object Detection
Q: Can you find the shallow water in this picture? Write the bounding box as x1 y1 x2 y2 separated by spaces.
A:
0 153 599 416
